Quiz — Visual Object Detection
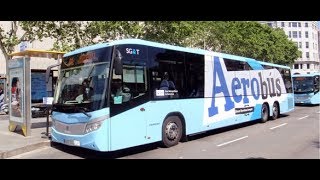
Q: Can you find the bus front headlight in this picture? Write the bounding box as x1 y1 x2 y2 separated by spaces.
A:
85 121 103 134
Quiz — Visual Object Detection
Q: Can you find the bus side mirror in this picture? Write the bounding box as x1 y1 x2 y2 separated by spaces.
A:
114 57 123 75
114 50 123 75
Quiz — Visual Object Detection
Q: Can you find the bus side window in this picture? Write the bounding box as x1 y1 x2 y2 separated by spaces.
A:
315 76 320 91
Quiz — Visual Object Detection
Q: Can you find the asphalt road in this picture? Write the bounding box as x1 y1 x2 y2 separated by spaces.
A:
8 104 320 159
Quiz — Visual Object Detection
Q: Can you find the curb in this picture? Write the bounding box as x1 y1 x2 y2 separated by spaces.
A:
0 140 51 159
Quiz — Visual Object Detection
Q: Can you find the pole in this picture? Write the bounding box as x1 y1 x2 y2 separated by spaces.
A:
41 62 60 139
41 105 51 139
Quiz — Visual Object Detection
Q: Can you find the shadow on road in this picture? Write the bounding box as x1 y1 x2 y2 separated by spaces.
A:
50 116 291 159
187 115 288 142
245 157 267 159
312 140 320 149
295 104 320 107
51 141 160 159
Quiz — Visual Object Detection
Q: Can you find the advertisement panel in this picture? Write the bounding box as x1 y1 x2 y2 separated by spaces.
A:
8 57 31 136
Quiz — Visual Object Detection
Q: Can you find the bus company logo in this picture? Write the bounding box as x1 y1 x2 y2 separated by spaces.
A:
126 48 140 55
208 56 282 117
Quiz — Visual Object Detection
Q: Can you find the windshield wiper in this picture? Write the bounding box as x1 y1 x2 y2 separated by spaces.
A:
75 106 92 117
52 103 92 117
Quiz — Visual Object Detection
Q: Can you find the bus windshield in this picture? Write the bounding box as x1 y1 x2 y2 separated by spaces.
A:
53 47 111 113
293 77 314 94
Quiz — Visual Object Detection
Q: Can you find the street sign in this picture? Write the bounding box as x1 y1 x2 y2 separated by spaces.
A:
43 97 53 105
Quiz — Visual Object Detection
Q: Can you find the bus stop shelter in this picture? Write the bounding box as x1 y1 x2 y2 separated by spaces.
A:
8 49 65 136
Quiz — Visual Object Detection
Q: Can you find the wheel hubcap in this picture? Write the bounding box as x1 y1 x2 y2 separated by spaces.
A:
262 107 267 119
273 106 278 116
165 122 179 140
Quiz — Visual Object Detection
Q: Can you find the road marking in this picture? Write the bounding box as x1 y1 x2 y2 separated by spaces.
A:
201 149 207 152
217 136 248 147
298 115 309 120
270 123 287 130
317 111 320 114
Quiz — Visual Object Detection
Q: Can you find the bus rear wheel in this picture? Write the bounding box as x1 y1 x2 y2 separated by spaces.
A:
271 102 279 120
161 116 182 148
261 103 269 123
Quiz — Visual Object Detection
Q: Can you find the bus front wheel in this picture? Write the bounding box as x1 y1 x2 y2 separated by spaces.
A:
161 116 182 148
261 103 269 123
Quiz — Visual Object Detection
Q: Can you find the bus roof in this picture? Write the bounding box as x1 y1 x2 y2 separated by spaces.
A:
64 39 208 57
258 61 290 69
64 39 254 62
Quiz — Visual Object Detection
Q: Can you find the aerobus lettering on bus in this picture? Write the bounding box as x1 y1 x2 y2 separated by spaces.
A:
208 56 282 117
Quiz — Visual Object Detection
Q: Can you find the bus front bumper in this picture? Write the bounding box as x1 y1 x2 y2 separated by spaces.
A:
51 121 109 152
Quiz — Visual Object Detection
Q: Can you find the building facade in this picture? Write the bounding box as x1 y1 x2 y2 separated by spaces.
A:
0 21 59 103
259 21 319 75
0 21 56 75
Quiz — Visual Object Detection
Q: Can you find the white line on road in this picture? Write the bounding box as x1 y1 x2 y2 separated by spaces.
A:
217 136 248 147
317 111 320 114
270 123 287 130
298 115 309 120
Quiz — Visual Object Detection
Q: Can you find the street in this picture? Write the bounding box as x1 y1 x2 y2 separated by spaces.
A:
8 105 320 159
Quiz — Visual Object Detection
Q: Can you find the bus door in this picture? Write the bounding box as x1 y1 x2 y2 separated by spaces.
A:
109 46 149 150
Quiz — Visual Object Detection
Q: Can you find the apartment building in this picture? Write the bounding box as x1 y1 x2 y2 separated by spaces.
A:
259 21 320 74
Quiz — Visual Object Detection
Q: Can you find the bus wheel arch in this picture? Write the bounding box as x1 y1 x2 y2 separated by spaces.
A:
161 113 186 147
260 103 269 123
271 101 280 120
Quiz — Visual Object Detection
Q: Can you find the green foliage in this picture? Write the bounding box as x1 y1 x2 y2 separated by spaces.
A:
20 21 92 52
1 21 301 66
187 21 300 66
0 21 20 60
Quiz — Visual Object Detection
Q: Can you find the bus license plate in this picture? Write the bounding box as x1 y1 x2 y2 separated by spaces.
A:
64 139 80 146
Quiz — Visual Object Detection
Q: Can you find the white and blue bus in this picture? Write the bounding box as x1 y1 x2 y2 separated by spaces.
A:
292 73 320 105
51 39 294 151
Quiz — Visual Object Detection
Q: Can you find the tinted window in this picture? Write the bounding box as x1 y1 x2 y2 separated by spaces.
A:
148 47 186 99
109 45 149 116
280 68 292 93
224 58 252 71
185 52 204 98
115 45 148 62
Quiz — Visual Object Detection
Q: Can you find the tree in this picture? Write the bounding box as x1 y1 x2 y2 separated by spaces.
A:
20 21 91 52
0 21 25 62
20 21 146 52
143 21 198 46
198 21 301 66
13 21 300 66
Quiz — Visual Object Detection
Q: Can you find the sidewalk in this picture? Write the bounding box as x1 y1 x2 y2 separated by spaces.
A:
0 115 51 159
